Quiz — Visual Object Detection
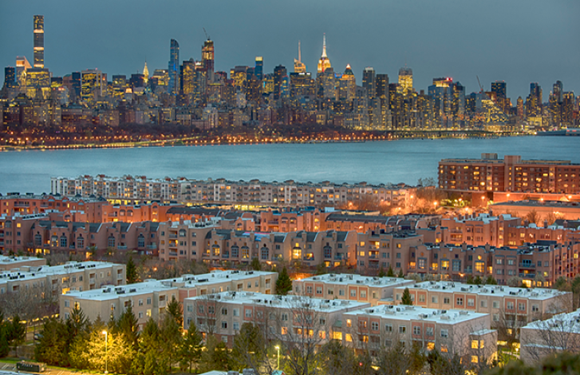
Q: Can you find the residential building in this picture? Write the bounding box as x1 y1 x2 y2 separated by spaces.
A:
0 255 46 271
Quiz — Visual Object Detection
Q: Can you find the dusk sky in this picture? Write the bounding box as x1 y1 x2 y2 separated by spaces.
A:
1 0 578 100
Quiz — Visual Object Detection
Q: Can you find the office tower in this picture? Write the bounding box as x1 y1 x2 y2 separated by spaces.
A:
491 81 506 99
168 39 180 95
33 15 44 68
376 73 390 128
25 67 50 99
338 64 356 102
517 97 524 119
526 83 542 118
180 60 196 96
143 62 149 84
273 65 287 100
294 41 306 73
151 69 169 86
81 69 104 103
231 66 248 92
562 92 574 126
112 75 127 98
362 67 376 99
255 57 263 81
16 56 32 86
317 34 332 75
3 67 16 89
130 74 145 89
398 67 413 96
202 39 214 82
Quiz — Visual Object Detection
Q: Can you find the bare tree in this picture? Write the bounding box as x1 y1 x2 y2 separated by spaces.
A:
520 312 580 363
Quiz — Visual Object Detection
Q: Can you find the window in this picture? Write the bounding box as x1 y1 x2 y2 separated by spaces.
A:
64 300 70 307
426 327 434 336
350 289 356 297
399 326 406 333
138 234 145 248
221 308 228 315
233 308 239 317
467 298 474 307
77 236 84 248
452 259 461 272
339 289 345 296
108 236 115 248
60 235 67 248
518 303 525 311
361 290 367 298
481 300 487 308
316 287 322 295
507 302 514 310
385 324 393 332
261 246 269 260
432 296 438 303
441 344 448 353
419 294 425 303
233 322 240 330
221 321 228 329
245 309 252 318
139 299 143 306
471 340 479 349
456 298 463 306
413 326 421 335
371 322 379 331
441 329 448 338
471 356 478 364
493 301 499 309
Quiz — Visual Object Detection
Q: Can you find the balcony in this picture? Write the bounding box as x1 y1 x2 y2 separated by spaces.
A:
118 245 128 250
520 273 535 278
168 251 178 257
147 244 157 250
519 263 535 269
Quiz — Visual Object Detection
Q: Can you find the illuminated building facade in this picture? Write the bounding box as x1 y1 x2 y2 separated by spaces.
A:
317 34 332 75
362 67 376 99
3 67 16 89
25 68 50 99
81 69 104 103
16 56 32 86
293 41 306 73
33 15 44 69
254 57 263 81
142 62 149 84
168 39 180 95
273 65 287 100
202 39 214 80
398 67 413 96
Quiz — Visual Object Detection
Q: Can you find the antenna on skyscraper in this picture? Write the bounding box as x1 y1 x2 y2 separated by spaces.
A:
203 28 210 40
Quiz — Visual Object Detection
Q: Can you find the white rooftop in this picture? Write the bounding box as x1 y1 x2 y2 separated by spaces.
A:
64 280 177 301
522 308 580 334
298 273 413 288
344 304 489 324
0 261 122 285
0 255 45 266
403 281 569 301
185 291 371 313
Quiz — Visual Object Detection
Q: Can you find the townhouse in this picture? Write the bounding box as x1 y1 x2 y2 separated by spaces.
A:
293 273 414 306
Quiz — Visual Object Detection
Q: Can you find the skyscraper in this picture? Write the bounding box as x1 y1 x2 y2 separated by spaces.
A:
273 65 287 100
294 41 306 73
202 39 214 81
33 15 44 68
143 62 149 84
3 67 16 89
362 67 376 99
317 34 332 75
168 39 180 95
81 69 104 103
491 81 507 113
255 57 263 81
398 67 413 96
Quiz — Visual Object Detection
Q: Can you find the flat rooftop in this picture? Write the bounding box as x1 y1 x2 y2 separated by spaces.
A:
0 261 122 285
522 308 580 333
403 281 569 301
0 255 45 266
344 304 489 324
185 291 370 312
298 273 413 288
64 280 177 301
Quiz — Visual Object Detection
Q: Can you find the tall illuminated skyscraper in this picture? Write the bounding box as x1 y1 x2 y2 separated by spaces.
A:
168 39 180 95
202 39 214 81
143 62 149 84
81 69 104 103
255 57 263 81
398 67 413 96
294 41 306 73
362 67 376 99
317 34 332 75
33 15 45 68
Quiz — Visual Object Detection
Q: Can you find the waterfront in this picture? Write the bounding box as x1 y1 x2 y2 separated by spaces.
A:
1 136 580 194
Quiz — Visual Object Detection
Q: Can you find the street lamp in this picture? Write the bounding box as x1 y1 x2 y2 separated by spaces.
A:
275 345 280 369
102 330 108 374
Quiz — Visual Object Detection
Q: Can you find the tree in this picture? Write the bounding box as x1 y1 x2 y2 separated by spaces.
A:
397 269 404 278
159 310 183 374
231 322 268 373
7 314 26 357
179 323 203 372
276 267 293 295
0 312 11 358
319 340 358 375
126 256 138 284
131 318 163 375
474 275 483 285
401 288 413 305
115 305 140 350
315 263 327 275
199 335 231 372
378 267 386 277
166 296 183 328
386 266 395 277
35 317 70 366
525 210 540 225
251 257 262 271
377 341 409 375
485 275 498 285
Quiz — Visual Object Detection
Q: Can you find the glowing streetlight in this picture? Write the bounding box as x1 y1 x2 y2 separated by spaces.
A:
275 345 280 369
102 330 108 374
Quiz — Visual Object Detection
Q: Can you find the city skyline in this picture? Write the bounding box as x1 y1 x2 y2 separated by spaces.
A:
1 0 579 100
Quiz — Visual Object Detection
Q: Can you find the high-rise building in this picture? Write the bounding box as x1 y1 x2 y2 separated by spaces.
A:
112 75 127 98
491 81 506 99
202 39 214 81
142 62 149 84
255 57 263 81
273 65 287 100
362 67 376 99
33 15 45 69
168 39 180 95
398 67 413 96
294 41 306 73
16 56 32 86
3 67 16 89
317 34 332 75
81 69 104 103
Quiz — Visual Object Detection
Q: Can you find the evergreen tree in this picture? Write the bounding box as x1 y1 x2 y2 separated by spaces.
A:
378 267 386 277
276 267 293 295
200 335 231 372
8 314 26 357
397 269 404 278
160 311 183 373
485 275 498 285
179 323 203 372
231 323 265 371
401 288 413 305
386 266 395 277
474 275 483 285
466 275 474 284
35 318 70 366
132 318 163 375
166 296 183 328
251 257 262 271
116 305 140 350
126 256 138 284
0 312 10 358
316 263 327 275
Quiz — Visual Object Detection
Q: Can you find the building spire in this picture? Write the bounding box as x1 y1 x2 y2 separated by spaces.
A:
298 40 301 62
322 33 327 58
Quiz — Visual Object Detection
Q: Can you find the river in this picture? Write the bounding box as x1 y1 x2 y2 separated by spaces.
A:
1 136 579 194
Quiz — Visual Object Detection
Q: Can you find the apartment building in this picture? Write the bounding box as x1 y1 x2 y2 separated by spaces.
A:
338 305 497 363
293 273 414 306
520 308 580 363
491 200 580 222
391 281 571 324
158 220 356 267
51 175 415 208
438 153 580 195
60 270 277 328
0 260 125 296
355 230 425 274
183 291 371 346
441 213 521 248
0 255 46 271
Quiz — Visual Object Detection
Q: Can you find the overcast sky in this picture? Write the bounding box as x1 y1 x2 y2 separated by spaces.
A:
1 0 578 100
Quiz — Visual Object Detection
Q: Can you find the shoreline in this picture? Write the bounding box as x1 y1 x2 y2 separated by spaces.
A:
0 131 525 152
